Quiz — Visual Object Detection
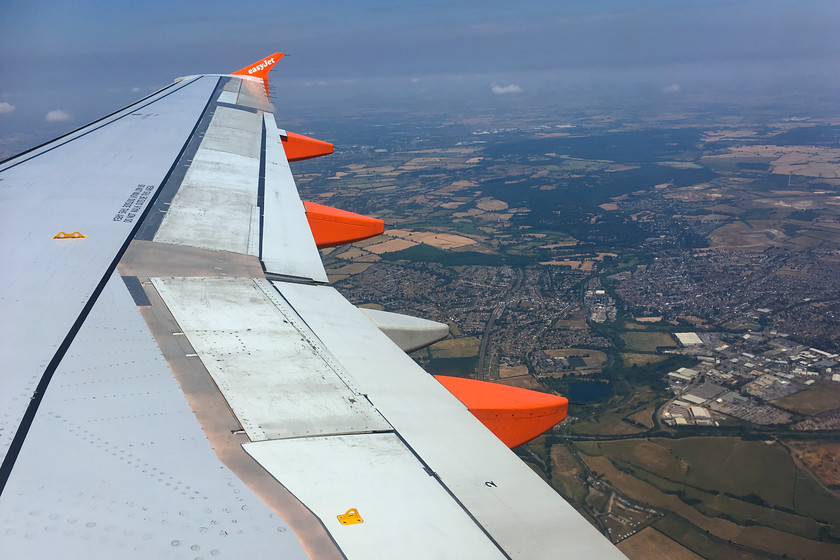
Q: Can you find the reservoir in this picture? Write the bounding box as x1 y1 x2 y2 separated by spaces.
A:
568 381 613 403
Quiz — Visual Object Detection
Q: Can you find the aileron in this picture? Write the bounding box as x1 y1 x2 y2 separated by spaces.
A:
261 113 328 282
245 433 508 560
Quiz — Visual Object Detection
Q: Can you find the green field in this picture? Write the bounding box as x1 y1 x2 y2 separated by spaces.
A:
698 493 823 539
621 332 678 352
621 352 669 367
575 439 840 559
773 382 840 415
576 437 840 535
549 444 588 502
579 438 791 505
653 513 774 560
565 385 660 435
428 336 480 358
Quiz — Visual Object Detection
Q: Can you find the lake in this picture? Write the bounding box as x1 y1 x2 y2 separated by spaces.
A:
568 381 613 403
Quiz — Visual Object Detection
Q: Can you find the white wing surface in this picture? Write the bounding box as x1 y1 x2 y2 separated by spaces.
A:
0 54 626 559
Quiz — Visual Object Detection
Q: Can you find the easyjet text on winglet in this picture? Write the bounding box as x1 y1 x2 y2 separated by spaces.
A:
248 58 275 74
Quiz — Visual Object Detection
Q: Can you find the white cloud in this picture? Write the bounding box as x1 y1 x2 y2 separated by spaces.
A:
662 83 682 94
0 102 15 114
131 87 141 93
45 109 72 122
303 78 358 87
490 83 523 95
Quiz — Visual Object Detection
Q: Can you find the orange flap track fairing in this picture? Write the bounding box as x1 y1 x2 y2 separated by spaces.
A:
303 201 385 249
282 131 334 162
434 376 569 448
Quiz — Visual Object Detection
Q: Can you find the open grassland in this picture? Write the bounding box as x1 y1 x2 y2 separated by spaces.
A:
600 452 825 540
495 372 546 391
325 262 373 276
498 364 529 378
386 228 479 249
576 451 840 560
708 220 785 250
632 317 663 324
427 336 480 359
704 145 840 178
618 527 704 560
696 492 824 539
570 388 658 436
539 259 596 270
576 437 840 556
709 217 840 251
621 353 668 367
625 407 657 428
620 332 677 352
545 348 608 368
577 438 816 510
366 237 418 254
653 514 776 560
549 444 588 502
571 414 648 436
788 442 840 487
773 382 840 415
578 439 688 480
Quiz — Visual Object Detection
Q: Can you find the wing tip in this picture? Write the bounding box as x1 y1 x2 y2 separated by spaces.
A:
232 52 285 80
232 52 285 98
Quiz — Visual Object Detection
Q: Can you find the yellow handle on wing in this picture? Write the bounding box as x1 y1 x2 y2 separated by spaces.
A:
337 508 363 525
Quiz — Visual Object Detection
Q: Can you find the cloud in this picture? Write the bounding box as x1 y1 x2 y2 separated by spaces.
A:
45 109 72 122
0 102 15 114
131 87 141 93
303 78 357 87
662 83 682 94
490 83 523 95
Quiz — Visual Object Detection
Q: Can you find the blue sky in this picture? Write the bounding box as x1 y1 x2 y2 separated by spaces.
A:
1 1 838 155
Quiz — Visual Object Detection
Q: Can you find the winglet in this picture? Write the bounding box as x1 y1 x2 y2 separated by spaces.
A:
232 53 285 97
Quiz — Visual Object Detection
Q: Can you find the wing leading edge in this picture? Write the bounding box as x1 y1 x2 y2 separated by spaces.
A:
0 53 627 559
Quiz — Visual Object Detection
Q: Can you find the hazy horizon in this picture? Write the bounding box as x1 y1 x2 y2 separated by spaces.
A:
1 1 838 156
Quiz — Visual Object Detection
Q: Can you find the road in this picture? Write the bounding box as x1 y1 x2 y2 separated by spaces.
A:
476 267 523 380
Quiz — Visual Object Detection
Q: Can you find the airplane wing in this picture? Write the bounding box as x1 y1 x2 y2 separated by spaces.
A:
0 53 626 559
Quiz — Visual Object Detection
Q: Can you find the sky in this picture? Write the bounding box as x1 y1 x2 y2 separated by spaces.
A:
1 0 839 156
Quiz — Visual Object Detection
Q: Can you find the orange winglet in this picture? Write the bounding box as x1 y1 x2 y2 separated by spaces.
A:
232 52 284 98
434 375 568 448
303 201 385 249
282 131 334 162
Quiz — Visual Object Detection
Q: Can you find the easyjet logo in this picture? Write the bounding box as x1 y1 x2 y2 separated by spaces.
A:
248 57 275 75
